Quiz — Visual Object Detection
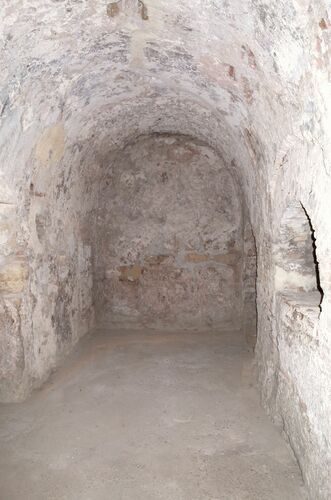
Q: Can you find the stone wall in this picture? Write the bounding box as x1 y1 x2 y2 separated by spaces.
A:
93 135 249 330
0 123 97 402
0 198 29 401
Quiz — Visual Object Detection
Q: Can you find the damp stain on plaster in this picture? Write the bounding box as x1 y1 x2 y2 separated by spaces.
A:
145 255 170 265
228 65 236 80
0 260 29 293
138 1 149 21
107 0 148 20
197 55 237 87
107 1 121 18
185 253 210 263
241 77 254 105
319 18 328 30
119 264 143 282
244 128 260 162
35 122 65 167
241 44 258 70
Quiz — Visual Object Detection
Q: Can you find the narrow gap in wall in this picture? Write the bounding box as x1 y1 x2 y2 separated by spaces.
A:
300 202 324 311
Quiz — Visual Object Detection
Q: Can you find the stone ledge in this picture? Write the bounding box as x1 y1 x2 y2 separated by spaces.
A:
277 290 321 311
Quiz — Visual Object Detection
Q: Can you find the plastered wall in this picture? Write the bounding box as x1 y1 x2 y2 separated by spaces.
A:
93 135 249 330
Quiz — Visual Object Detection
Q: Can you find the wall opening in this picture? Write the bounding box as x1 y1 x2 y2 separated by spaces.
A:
300 203 324 309
274 201 323 311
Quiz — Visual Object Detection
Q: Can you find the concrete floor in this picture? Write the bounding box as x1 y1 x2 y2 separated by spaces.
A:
0 329 307 500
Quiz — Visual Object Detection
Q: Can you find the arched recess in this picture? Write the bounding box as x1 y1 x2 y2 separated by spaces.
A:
274 201 323 310
92 134 253 331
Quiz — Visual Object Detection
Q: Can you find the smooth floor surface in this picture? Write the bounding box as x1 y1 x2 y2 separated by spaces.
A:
0 329 307 500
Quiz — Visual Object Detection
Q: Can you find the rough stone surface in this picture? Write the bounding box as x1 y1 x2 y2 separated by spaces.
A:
0 1 331 497
94 135 250 330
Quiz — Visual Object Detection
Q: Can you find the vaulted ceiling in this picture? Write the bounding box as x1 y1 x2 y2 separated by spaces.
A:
0 0 330 230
